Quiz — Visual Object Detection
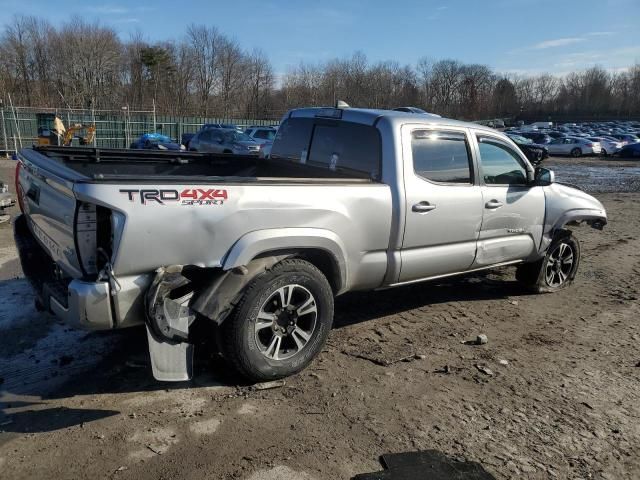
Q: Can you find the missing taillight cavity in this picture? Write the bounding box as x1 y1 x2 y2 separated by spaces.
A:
75 202 112 277
96 205 113 272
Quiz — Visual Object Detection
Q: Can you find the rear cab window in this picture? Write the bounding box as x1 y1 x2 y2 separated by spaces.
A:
271 117 381 179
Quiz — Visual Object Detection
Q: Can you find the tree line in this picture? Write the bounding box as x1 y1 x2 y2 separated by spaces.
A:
1 15 639 121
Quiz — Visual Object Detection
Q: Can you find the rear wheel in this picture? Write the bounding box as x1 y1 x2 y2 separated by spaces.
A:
601 148 608 157
516 232 580 293
221 259 334 382
570 148 582 157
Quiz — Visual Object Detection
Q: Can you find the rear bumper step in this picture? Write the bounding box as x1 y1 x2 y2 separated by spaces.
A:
14 214 114 330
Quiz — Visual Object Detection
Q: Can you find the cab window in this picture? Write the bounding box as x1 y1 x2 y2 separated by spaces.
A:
477 137 528 185
411 130 473 184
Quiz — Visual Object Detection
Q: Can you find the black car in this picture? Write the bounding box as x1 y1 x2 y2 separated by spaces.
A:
507 134 549 166
517 131 553 145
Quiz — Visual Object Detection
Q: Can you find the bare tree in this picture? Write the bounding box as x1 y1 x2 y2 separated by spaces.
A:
1 15 34 105
0 14 639 121
245 48 274 118
186 24 220 115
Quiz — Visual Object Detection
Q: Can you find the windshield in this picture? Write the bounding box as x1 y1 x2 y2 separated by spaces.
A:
224 131 254 143
509 135 533 144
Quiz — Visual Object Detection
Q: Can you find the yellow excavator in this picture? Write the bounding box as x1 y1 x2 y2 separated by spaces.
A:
61 124 96 146
37 117 96 147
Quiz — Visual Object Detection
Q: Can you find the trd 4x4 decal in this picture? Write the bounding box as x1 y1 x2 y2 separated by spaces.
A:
120 188 228 206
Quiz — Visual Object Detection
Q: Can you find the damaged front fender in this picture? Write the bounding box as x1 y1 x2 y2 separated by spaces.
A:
539 183 607 254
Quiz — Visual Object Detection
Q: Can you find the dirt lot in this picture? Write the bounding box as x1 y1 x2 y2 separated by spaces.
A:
1 156 639 479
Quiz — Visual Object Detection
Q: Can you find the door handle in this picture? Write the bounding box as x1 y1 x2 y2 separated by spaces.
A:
412 202 436 213
485 199 503 209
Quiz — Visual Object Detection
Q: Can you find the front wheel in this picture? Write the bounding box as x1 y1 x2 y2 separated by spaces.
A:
221 259 334 382
570 148 582 157
516 232 580 293
601 148 608 157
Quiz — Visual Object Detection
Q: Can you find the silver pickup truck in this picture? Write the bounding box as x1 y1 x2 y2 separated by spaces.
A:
14 106 607 382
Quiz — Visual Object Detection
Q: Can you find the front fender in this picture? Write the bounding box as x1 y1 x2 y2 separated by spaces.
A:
222 227 348 291
539 183 607 253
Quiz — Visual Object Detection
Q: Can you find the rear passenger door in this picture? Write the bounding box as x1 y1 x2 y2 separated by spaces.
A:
399 126 483 282
472 133 545 267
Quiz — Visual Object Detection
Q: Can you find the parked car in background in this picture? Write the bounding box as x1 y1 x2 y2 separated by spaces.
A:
189 128 261 155
202 122 240 130
617 142 640 158
130 133 185 151
588 137 623 156
547 137 601 157
610 134 640 145
517 132 553 145
182 123 241 148
181 133 196 148
244 126 277 144
259 142 272 158
507 134 549 165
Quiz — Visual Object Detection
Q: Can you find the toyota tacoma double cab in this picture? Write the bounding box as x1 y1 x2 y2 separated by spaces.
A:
14 106 607 382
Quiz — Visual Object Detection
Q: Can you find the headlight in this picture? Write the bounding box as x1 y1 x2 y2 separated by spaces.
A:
180 144 186 150
157 144 168 150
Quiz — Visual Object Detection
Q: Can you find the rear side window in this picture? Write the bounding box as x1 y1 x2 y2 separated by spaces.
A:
271 118 381 179
271 118 314 162
411 130 473 184
308 122 380 178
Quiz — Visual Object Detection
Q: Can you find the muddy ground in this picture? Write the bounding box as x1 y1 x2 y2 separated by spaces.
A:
0 156 639 479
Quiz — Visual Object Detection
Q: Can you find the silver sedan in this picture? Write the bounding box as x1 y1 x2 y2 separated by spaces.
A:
546 137 602 157
588 137 623 156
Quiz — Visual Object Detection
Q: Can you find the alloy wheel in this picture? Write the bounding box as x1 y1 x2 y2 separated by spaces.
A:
254 284 318 360
545 242 575 287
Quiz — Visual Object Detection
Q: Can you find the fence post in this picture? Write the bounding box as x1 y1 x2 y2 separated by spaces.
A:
0 104 8 157
8 93 22 149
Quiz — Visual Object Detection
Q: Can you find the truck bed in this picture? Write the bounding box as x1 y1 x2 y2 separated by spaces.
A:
28 146 376 183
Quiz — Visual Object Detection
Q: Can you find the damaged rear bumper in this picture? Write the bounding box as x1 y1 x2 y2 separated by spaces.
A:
14 214 115 330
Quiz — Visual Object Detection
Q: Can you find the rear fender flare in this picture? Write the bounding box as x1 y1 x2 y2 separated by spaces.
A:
222 228 348 290
191 228 348 324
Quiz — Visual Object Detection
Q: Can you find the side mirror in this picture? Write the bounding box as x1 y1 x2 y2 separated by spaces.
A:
534 167 555 186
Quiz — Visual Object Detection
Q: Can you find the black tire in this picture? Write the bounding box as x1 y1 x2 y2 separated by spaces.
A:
516 232 580 293
601 148 608 157
570 148 582 158
221 259 334 382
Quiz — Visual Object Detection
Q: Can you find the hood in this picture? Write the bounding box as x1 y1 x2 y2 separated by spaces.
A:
235 141 260 149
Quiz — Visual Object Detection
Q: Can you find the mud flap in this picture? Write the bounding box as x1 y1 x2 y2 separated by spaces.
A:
145 266 196 382
146 325 194 382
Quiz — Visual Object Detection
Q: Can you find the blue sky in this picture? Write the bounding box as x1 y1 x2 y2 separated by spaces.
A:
1 0 638 78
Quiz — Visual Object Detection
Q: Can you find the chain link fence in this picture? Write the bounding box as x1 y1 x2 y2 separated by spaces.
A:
0 105 281 155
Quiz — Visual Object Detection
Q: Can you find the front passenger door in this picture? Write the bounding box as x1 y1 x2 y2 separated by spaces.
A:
473 134 545 267
399 127 483 282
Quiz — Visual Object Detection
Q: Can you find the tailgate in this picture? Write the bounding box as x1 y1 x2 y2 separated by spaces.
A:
17 160 84 278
